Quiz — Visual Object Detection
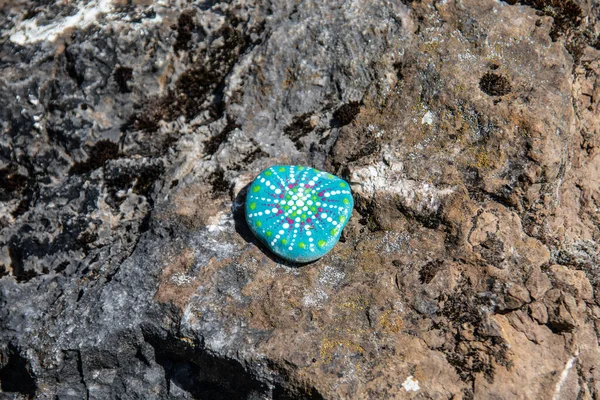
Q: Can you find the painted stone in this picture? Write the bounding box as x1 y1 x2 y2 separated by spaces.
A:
245 166 354 263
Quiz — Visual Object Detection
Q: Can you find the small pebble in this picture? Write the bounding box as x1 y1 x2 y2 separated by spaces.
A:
245 165 353 263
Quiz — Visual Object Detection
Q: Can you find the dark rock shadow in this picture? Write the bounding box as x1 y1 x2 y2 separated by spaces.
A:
144 322 325 399
232 183 314 268
143 326 267 400
0 343 37 396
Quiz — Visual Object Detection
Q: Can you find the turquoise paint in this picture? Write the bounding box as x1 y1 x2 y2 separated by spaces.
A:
245 166 354 263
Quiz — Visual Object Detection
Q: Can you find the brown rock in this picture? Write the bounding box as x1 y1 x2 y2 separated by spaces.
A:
526 266 553 300
508 284 532 305
549 264 594 300
545 291 587 332
474 314 571 399
530 302 549 324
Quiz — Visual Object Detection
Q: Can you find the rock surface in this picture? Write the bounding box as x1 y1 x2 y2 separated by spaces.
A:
0 0 599 398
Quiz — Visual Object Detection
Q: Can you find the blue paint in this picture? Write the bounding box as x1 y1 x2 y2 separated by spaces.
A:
245 166 353 263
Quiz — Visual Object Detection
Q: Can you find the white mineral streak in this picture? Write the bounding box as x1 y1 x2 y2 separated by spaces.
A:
350 161 455 215
9 0 165 45
402 375 420 392
10 0 114 45
553 353 578 400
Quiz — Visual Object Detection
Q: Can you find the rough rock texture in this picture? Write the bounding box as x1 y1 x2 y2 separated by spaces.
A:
0 0 599 398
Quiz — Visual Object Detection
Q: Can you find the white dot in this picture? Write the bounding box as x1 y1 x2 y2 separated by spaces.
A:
265 180 271 186
308 211 313 215
327 217 332 222
271 208 278 213
295 217 301 222
260 178 265 182
306 231 312 236
307 200 313 205
275 235 280 238
296 200 304 207
295 224 300 228
265 210 270 215
308 181 315 186
316 202 322 206
258 212 263 216
290 178 296 183
332 221 338 225
270 185 276 190
274 199 279 203
275 189 281 194
309 238 314 242
303 206 308 211
292 195 298 200
289 247 293 250
321 213 327 218
287 200 294 206
325 193 330 197
283 223 290 229
279 230 284 235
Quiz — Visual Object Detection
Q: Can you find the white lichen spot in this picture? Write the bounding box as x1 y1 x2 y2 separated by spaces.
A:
170 273 195 286
318 265 345 287
421 110 434 125
206 211 232 233
302 288 328 308
402 375 420 392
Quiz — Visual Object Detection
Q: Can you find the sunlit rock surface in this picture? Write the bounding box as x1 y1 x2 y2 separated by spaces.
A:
1 0 599 398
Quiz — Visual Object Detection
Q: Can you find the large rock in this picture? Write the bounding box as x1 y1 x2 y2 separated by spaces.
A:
1 0 599 398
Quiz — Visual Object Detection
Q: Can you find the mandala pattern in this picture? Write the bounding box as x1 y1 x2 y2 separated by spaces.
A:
245 166 354 262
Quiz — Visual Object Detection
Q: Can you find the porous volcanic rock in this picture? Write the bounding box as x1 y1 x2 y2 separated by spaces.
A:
1 0 599 398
